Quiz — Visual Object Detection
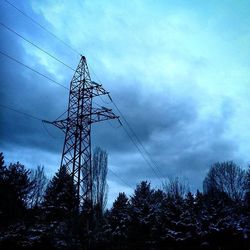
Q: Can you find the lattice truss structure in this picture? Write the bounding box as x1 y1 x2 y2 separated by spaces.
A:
44 56 118 207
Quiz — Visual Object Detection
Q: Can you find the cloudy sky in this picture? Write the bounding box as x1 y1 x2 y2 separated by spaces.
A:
1 0 250 206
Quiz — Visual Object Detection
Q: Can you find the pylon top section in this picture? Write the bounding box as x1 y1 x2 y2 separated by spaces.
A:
43 55 119 208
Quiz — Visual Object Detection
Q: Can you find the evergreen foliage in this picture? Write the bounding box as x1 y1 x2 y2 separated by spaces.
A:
0 157 34 224
108 192 130 246
43 165 78 220
0 153 249 250
246 166 250 207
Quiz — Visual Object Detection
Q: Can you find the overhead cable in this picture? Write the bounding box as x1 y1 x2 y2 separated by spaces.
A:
109 168 134 190
4 0 81 56
0 103 43 121
0 22 75 71
0 50 69 90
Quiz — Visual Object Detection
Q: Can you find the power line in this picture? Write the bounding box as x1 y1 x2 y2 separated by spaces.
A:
3 0 81 57
0 51 121 135
83 67 164 180
107 119 122 129
54 109 68 121
0 103 132 190
3 0 106 89
1 58 162 186
93 91 164 180
0 103 61 141
0 22 75 72
1 49 164 181
0 103 145 193
84 61 165 180
0 50 69 90
42 121 57 139
0 104 133 189
2 0 164 180
117 103 164 177
0 104 133 191
0 103 43 121
109 168 134 190
118 119 162 180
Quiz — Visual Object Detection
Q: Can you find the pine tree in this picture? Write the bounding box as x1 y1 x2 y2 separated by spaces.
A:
245 166 250 207
0 152 6 181
129 181 154 248
149 189 166 247
8 162 34 205
0 152 5 169
108 192 130 245
0 158 33 223
43 165 78 221
177 192 198 247
0 152 9 224
161 190 184 247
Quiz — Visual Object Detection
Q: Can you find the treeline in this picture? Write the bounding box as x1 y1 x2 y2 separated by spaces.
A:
0 151 249 250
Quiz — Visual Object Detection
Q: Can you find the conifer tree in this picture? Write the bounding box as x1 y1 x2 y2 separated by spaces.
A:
161 187 185 246
245 166 250 207
0 152 8 223
149 189 166 246
0 152 5 169
43 165 78 220
108 192 130 244
8 162 33 205
129 181 154 247
0 158 33 223
177 192 198 247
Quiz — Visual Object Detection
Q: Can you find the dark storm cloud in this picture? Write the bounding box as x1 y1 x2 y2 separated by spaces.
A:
1 0 250 206
0 47 68 153
105 95 238 189
0 20 239 189
0 1 74 153
92 80 198 155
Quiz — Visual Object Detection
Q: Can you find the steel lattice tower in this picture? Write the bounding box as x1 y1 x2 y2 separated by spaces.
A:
44 56 118 207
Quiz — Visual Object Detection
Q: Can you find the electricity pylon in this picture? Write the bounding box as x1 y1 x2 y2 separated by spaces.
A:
43 56 118 208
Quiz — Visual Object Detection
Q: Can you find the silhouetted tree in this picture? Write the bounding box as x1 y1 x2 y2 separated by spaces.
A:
203 161 246 201
129 181 154 248
1 152 249 250
0 158 34 224
180 192 198 241
149 189 166 246
245 166 250 207
29 165 48 208
8 162 34 206
0 152 8 223
43 165 78 221
0 152 4 169
92 147 108 216
108 192 130 247
160 189 185 247
163 176 189 200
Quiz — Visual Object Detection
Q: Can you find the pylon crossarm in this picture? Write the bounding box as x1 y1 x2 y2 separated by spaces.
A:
49 119 68 131
42 120 50 124
91 81 109 97
91 107 119 123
